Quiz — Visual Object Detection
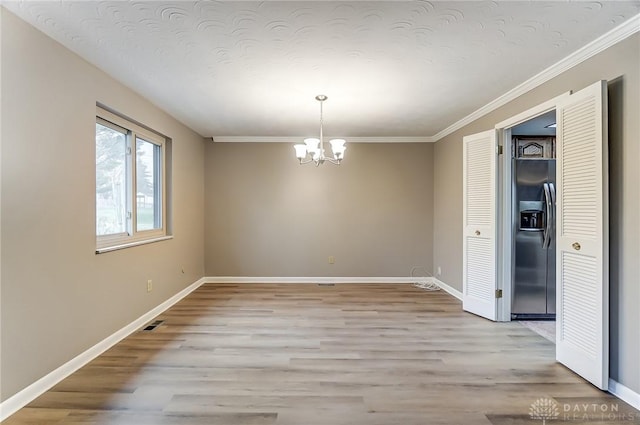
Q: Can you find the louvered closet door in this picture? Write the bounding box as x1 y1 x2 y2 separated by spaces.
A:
463 130 497 321
556 80 608 390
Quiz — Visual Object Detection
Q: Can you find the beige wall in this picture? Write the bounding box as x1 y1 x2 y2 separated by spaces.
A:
2 3 639 405
1 9 206 401
204 142 434 277
433 34 640 392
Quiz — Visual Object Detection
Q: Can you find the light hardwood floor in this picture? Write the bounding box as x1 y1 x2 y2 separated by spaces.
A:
4 283 637 424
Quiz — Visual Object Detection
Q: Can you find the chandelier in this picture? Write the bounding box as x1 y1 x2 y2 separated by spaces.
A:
294 95 346 166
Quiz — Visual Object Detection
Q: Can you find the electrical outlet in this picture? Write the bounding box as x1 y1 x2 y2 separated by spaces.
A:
328 256 335 264
147 280 153 292
437 266 442 276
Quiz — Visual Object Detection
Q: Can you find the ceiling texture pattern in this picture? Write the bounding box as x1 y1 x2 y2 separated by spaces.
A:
4 1 640 140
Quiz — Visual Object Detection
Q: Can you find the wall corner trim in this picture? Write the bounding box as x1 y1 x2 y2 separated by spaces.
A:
608 379 640 411
434 278 463 300
0 278 208 422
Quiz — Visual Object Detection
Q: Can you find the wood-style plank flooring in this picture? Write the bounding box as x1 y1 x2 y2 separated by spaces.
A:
5 283 638 424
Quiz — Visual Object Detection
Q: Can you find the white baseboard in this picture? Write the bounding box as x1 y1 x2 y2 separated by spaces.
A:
434 278 463 300
609 378 640 411
0 277 207 422
204 276 431 284
202 277 467 302
3 275 636 419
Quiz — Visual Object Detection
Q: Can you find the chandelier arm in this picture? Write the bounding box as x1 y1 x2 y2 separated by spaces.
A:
294 95 343 166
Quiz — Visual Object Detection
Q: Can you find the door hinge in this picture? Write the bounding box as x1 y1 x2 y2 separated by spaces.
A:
495 289 503 298
496 145 503 155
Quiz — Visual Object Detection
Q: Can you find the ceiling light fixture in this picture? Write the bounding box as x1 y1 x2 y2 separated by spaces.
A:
294 95 346 166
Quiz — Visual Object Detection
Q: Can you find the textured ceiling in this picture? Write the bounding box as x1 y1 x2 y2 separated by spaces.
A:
3 1 640 139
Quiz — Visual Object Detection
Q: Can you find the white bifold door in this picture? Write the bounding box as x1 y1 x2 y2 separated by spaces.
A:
462 129 497 321
461 80 608 390
556 80 609 390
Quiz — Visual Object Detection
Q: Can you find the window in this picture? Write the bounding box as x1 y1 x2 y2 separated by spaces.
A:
96 106 169 252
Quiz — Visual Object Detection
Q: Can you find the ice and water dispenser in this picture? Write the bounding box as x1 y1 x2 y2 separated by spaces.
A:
519 201 545 231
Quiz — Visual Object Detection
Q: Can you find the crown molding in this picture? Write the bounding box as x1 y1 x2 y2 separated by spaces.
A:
432 13 640 142
212 136 434 143
347 136 434 143
212 14 639 145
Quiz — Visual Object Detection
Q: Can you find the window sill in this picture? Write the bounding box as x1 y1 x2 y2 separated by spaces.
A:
96 235 173 254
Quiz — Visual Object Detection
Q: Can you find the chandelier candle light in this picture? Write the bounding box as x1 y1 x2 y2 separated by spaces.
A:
294 95 346 166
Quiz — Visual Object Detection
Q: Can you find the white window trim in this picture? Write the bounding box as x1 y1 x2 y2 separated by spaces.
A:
95 236 173 254
96 106 169 252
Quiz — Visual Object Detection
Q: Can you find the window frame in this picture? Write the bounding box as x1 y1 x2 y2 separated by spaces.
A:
96 106 169 253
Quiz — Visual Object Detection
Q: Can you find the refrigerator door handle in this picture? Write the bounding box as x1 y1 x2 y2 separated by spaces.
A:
549 182 556 244
542 183 552 248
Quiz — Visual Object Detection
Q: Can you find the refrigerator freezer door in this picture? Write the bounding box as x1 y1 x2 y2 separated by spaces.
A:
512 159 548 316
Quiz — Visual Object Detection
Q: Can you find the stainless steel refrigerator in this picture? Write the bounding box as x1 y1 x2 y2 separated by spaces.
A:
511 158 556 320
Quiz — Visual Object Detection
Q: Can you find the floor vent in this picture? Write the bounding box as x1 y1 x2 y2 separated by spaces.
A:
142 320 164 331
317 283 335 286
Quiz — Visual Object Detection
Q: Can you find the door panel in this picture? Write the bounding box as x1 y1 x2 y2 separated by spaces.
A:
463 130 497 320
556 80 608 390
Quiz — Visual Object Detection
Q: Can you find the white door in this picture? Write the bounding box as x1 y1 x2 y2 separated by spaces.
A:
463 130 497 321
556 80 608 390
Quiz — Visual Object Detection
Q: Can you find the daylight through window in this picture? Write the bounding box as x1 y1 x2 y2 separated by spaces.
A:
96 106 168 251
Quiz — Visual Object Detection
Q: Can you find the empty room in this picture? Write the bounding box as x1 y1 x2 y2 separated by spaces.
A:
1 1 639 424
